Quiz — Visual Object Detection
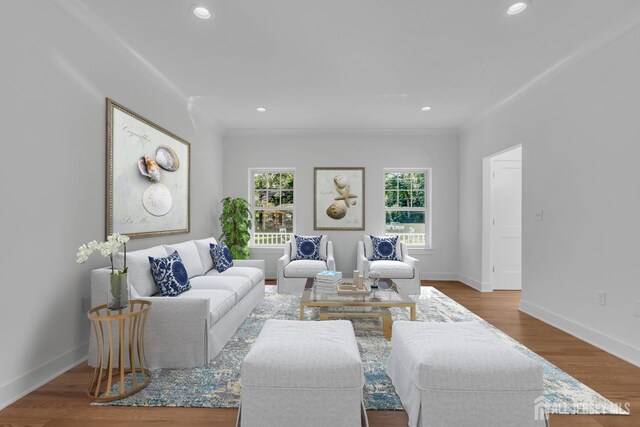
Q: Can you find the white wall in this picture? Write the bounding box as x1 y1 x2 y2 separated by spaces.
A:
223 130 459 279
459 25 640 365
0 2 224 408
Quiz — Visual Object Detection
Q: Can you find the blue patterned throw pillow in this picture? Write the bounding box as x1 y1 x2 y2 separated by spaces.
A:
210 242 234 272
148 251 191 296
293 235 322 260
371 235 400 261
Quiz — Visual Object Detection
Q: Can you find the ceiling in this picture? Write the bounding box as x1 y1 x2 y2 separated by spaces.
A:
79 0 640 129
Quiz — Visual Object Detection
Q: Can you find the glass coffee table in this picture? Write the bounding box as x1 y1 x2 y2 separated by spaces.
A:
299 278 416 339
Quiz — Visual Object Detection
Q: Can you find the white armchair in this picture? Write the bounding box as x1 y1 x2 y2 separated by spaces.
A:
357 240 420 295
277 240 336 295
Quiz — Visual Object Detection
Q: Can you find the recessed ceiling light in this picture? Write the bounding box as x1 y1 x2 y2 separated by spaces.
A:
421 106 432 111
506 1 530 15
192 5 212 20
256 107 267 112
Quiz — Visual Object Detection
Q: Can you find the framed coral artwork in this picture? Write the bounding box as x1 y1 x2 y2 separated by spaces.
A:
314 167 365 230
106 99 190 238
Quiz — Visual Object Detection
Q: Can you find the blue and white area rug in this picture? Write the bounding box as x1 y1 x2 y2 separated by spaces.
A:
97 286 628 415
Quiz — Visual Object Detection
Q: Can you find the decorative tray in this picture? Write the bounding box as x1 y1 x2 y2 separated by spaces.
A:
336 281 371 295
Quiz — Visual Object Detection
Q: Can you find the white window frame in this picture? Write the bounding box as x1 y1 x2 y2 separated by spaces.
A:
383 168 432 249
249 168 296 248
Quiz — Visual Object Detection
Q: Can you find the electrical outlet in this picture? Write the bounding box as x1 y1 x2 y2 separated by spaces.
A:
634 300 640 318
82 296 91 313
534 210 544 222
596 290 606 306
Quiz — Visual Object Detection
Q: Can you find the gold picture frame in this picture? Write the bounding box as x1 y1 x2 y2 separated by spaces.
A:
314 167 365 230
106 98 190 238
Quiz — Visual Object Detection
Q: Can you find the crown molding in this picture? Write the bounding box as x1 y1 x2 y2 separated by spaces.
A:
224 128 459 138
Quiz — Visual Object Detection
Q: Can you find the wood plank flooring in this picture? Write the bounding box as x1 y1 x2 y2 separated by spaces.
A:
0 281 638 427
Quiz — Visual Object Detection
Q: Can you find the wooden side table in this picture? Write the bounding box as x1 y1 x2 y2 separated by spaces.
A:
88 299 151 401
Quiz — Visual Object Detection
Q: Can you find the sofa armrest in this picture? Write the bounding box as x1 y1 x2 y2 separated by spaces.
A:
141 296 210 368
234 259 265 272
326 241 336 271
357 241 369 276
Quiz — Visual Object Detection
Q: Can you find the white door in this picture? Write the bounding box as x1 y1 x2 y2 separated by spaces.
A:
491 149 522 290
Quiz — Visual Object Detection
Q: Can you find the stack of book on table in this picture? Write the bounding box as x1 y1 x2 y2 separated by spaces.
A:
315 270 342 292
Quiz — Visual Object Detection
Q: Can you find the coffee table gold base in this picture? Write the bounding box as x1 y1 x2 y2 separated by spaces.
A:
319 307 393 340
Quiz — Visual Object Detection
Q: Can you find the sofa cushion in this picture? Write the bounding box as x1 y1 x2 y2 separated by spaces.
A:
119 245 167 296
148 251 192 297
284 260 327 278
369 260 414 279
175 289 236 326
165 241 205 278
205 266 264 285
194 237 217 273
190 275 254 300
210 242 234 272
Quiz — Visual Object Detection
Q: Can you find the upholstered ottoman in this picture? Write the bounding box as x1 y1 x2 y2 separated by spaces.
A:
239 319 366 427
387 321 545 427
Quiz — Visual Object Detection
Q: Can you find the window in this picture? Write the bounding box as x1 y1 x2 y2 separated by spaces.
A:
384 169 430 247
250 169 295 246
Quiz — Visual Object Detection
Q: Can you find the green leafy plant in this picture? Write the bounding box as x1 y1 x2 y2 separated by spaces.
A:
219 197 252 260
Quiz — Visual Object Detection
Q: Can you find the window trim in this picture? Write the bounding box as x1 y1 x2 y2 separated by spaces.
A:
248 168 296 248
383 168 432 249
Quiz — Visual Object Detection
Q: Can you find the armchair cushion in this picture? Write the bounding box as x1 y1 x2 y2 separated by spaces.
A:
175 289 236 325
284 260 328 278
369 260 414 279
371 235 401 261
165 241 205 278
149 251 192 297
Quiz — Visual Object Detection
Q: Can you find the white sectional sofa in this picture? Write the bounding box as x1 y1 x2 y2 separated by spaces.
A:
89 237 265 369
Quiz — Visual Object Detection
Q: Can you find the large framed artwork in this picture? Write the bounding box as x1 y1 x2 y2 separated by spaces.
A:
106 99 190 238
314 167 365 230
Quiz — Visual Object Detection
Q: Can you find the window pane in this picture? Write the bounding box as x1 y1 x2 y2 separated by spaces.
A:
281 190 294 206
411 173 425 190
385 173 398 190
254 173 268 189
254 190 268 207
385 190 397 207
397 174 411 190
385 211 426 232
398 191 411 207
410 191 425 208
254 210 294 233
281 173 294 189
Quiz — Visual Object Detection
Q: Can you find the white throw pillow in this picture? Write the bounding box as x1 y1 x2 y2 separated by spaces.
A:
165 241 205 278
119 245 167 297
194 237 218 273
291 235 328 261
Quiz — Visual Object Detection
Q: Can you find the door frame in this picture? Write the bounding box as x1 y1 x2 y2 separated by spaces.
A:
481 144 522 291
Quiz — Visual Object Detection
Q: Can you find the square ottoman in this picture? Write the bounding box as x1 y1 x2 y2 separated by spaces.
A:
239 319 366 427
387 321 545 427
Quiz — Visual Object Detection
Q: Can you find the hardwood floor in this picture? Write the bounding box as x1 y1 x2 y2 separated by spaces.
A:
1 281 638 427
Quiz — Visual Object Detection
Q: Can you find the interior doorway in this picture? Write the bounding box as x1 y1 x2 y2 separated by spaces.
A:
483 145 522 290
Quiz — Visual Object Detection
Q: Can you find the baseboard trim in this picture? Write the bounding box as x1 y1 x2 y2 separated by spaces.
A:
419 272 458 281
457 274 492 292
0 340 89 410
519 299 640 368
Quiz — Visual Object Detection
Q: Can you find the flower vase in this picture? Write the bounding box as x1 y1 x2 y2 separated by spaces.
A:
108 273 129 310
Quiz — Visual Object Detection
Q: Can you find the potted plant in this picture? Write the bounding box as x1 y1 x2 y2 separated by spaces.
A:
77 233 130 310
219 197 251 260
